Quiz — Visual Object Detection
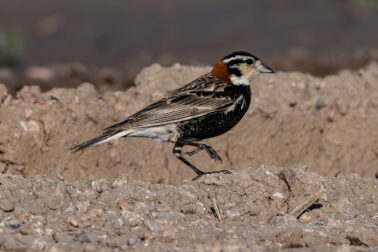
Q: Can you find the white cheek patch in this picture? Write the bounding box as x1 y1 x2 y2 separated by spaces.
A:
230 64 256 86
230 75 250 86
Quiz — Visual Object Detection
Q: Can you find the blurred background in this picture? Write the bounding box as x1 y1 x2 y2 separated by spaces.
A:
0 0 377 94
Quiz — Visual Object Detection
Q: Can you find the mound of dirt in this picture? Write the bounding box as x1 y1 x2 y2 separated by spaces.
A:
0 62 377 184
0 166 376 251
0 63 377 250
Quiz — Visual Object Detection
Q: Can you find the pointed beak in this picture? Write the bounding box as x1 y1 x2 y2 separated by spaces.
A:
257 62 274 73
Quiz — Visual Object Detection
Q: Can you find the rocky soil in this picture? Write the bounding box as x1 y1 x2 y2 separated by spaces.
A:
0 166 377 251
0 62 377 250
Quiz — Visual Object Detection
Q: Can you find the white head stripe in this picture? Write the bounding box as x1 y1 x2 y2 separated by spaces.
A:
223 55 253 63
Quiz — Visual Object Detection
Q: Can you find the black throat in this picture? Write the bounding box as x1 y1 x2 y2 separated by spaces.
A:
223 84 251 106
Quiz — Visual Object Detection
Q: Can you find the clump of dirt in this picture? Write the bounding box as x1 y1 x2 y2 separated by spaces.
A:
0 166 376 251
0 62 377 184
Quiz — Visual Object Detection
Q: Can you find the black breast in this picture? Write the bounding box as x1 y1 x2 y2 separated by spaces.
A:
177 85 251 141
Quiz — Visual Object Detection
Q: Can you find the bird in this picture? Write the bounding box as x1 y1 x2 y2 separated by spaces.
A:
71 51 274 180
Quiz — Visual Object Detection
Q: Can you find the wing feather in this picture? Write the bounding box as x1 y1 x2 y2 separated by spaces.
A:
105 73 236 131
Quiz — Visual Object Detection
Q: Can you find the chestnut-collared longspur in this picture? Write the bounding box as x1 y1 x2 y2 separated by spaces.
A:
71 51 274 180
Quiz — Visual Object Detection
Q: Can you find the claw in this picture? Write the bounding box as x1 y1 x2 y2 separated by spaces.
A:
204 145 222 162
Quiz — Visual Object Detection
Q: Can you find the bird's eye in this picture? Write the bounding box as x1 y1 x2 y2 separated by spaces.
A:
246 59 253 65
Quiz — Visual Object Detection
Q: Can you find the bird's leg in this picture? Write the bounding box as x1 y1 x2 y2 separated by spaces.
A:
173 141 205 178
182 142 222 162
173 140 231 181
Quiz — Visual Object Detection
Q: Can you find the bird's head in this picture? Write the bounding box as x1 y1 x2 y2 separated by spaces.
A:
211 51 274 86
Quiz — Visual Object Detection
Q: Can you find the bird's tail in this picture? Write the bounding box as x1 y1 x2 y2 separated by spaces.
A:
70 129 130 152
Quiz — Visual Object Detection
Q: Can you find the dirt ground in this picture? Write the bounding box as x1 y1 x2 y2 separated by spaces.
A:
0 166 377 251
0 63 377 250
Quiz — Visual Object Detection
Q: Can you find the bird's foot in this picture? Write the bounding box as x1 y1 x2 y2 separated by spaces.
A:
192 169 231 181
185 144 222 162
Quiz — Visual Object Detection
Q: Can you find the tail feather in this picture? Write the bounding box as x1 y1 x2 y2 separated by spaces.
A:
70 130 128 152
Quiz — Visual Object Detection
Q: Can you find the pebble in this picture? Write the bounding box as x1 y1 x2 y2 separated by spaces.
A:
127 238 137 246
326 218 342 227
143 232 156 242
298 212 311 223
271 192 287 201
144 220 163 233
90 180 108 193
6 218 21 229
0 198 15 212
162 230 174 237
119 202 128 209
90 209 103 216
225 208 241 218
74 232 91 244
69 218 79 227
335 98 348 115
125 217 140 227
315 97 327 109
54 181 65 196
46 198 61 210
181 204 196 214
327 109 336 122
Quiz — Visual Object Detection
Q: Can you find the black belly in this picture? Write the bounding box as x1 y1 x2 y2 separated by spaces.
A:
177 86 251 141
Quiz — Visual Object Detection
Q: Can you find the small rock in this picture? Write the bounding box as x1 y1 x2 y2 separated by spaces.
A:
89 209 102 216
54 181 65 196
125 217 140 227
335 98 348 115
144 220 163 233
298 212 311 223
127 238 137 246
327 109 336 122
271 192 287 201
143 232 156 242
119 202 128 209
315 97 327 109
6 218 21 229
225 208 241 218
74 232 91 244
181 204 196 214
46 198 61 210
90 180 108 193
326 218 342 227
162 230 174 237
0 198 15 212
69 218 79 227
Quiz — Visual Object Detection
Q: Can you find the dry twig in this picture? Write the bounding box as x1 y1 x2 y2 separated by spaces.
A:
211 197 223 223
288 189 325 218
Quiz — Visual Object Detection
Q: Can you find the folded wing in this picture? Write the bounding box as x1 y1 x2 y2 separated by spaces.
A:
105 90 235 131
